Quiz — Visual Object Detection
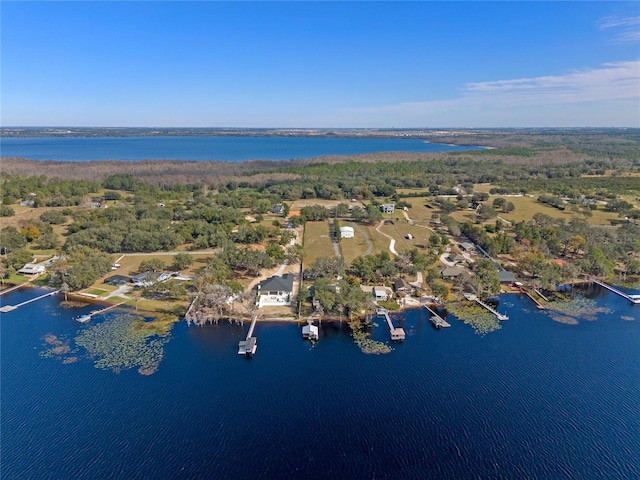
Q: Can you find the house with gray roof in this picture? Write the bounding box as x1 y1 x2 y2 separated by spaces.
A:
441 266 465 279
497 271 517 283
256 273 295 308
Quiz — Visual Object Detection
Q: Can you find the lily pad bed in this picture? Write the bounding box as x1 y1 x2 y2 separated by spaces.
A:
544 296 611 325
75 314 174 375
447 303 501 336
348 320 392 354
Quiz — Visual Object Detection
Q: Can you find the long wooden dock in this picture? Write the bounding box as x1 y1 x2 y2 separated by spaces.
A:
376 308 405 341
423 304 451 328
0 290 59 313
592 279 640 305
238 314 258 356
76 302 126 323
474 298 509 321
520 288 545 309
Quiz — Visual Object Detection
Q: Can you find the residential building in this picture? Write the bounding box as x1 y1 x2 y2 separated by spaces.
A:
380 204 395 214
441 266 465 279
256 273 295 308
394 277 412 294
18 263 45 275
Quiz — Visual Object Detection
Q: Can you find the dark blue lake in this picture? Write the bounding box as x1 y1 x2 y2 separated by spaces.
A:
0 136 482 161
1 287 638 479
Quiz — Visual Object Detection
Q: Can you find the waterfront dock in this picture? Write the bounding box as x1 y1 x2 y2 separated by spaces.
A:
302 321 319 340
376 307 405 341
473 298 509 321
238 314 258 356
423 304 451 328
592 279 640 305
75 302 126 323
0 290 59 313
520 287 546 309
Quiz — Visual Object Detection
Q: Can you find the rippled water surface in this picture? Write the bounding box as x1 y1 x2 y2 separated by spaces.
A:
1 287 638 479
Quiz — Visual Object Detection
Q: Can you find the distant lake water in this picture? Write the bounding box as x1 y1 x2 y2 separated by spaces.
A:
1 286 638 479
0 136 483 161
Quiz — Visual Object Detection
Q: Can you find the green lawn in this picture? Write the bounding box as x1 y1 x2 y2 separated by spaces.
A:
303 221 337 264
88 288 109 296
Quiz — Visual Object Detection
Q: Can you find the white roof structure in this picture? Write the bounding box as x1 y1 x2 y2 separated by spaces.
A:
302 324 319 339
18 263 45 275
339 226 355 238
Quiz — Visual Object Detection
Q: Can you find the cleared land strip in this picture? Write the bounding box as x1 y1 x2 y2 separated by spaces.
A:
114 250 219 262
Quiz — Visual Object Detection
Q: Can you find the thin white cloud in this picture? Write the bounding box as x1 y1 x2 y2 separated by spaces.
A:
465 61 640 105
597 15 640 43
342 60 640 121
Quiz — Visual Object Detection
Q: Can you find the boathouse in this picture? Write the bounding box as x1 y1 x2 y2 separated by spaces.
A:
302 324 319 340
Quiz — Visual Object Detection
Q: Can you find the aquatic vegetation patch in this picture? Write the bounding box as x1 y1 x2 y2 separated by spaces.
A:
132 314 180 336
75 314 173 375
348 320 392 354
60 300 90 308
41 333 77 359
550 315 579 325
544 296 611 324
447 303 501 336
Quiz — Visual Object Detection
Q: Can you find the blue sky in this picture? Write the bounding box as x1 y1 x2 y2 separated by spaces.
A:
1 1 638 127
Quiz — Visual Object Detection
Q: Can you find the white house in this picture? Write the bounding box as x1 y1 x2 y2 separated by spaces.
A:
18 263 45 275
380 204 395 214
372 286 393 302
256 274 295 308
339 226 355 238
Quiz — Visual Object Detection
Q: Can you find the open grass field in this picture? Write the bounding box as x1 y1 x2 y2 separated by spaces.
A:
1 205 74 229
290 198 366 211
364 224 392 255
302 221 336 264
380 221 433 251
339 226 372 263
496 196 622 226
112 253 217 277
404 197 439 223
405 193 626 227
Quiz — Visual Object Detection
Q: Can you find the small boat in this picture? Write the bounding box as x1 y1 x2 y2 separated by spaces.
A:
76 314 91 323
